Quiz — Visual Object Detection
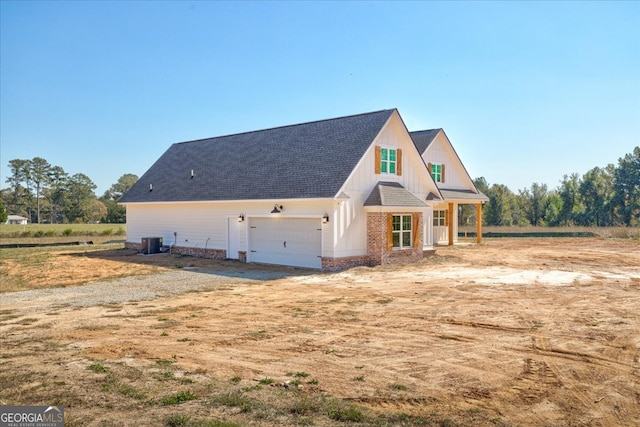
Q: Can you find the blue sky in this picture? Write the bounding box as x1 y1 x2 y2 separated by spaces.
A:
1 1 638 196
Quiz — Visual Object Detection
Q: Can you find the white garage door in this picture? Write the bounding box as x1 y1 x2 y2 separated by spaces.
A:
248 218 322 269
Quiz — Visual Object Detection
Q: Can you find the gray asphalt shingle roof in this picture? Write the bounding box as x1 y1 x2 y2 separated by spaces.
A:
120 109 396 203
364 182 427 207
410 129 441 154
439 189 489 202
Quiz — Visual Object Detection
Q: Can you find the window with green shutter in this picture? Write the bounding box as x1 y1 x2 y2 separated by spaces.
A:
431 164 442 182
381 148 397 175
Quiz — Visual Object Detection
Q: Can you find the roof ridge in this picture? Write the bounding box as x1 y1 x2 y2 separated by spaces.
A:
176 109 397 146
410 128 442 134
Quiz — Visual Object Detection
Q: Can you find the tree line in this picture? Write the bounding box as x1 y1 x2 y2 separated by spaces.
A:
462 147 639 227
0 157 137 224
1 147 638 227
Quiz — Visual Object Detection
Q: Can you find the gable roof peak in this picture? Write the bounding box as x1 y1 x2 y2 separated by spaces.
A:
175 108 398 147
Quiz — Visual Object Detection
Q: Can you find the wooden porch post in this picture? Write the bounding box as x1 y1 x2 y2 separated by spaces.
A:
476 203 483 244
448 202 454 246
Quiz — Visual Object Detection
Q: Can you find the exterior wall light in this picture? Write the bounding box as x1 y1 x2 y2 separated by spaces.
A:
238 214 245 222
322 213 330 223
271 204 283 214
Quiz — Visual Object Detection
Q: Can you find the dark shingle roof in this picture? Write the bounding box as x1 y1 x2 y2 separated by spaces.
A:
364 182 427 207
410 129 441 154
121 110 396 203
439 188 489 202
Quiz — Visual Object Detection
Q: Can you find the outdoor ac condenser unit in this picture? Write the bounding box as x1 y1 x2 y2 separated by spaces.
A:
141 237 163 254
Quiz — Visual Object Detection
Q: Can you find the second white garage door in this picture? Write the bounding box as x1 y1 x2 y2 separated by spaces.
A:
248 217 322 269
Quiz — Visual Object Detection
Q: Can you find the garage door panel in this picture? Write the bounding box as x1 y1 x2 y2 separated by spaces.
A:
249 218 322 269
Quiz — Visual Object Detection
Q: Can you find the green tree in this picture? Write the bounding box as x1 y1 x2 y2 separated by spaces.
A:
5 159 31 218
66 173 97 223
557 173 583 226
29 157 52 223
613 146 640 226
100 173 138 223
580 166 614 226
43 166 69 223
0 200 7 223
485 184 514 226
543 192 563 226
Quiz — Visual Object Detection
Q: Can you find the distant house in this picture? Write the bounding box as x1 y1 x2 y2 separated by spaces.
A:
6 215 28 225
120 109 487 270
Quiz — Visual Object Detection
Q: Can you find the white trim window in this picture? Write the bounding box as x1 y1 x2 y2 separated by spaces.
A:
431 163 442 182
381 148 397 174
392 214 412 249
433 210 447 226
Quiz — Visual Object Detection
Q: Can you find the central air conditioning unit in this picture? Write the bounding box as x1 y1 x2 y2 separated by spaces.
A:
141 237 163 254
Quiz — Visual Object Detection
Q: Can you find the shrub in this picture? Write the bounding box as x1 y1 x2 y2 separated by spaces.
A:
63 228 73 236
101 228 113 236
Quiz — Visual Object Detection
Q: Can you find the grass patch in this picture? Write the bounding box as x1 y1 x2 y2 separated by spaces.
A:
325 398 366 422
88 363 109 373
161 390 198 406
210 390 254 413
389 383 408 391
101 374 147 400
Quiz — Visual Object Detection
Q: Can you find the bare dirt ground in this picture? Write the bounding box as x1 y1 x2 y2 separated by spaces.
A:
1 238 639 426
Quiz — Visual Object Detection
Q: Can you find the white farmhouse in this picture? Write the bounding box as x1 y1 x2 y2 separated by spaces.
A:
120 109 487 270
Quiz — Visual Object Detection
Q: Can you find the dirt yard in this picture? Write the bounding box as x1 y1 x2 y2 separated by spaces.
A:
1 238 639 426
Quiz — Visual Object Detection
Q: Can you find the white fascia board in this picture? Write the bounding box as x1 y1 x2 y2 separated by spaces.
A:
363 206 425 213
119 197 335 206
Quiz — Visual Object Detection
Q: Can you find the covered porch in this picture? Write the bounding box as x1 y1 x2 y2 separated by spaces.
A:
434 189 489 246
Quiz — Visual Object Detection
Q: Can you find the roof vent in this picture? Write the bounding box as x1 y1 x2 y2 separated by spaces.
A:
149 184 153 192
191 169 194 179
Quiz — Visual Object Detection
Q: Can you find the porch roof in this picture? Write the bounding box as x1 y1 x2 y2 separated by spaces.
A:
364 182 427 207
439 188 489 203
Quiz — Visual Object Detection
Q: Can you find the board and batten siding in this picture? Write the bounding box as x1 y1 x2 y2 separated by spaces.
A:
126 199 337 257
423 132 475 191
334 112 438 257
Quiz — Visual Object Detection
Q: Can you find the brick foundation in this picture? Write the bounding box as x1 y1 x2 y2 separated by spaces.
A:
322 255 375 271
124 242 226 260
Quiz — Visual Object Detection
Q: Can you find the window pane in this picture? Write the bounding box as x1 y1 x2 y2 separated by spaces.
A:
381 162 387 173
389 150 396 161
392 216 401 230
392 232 400 248
381 149 388 160
403 215 412 230
402 231 411 247
389 163 395 174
